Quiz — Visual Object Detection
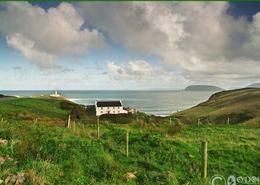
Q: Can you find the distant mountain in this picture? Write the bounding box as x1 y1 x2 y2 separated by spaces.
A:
248 82 260 88
184 85 224 91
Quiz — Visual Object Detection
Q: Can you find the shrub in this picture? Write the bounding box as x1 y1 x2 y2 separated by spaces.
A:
60 101 76 110
70 106 88 120
100 113 135 124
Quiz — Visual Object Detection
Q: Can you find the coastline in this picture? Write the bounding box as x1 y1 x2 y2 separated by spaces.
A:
0 90 215 116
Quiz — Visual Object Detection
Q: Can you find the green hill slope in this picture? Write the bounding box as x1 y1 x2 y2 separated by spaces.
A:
0 97 78 127
174 88 260 125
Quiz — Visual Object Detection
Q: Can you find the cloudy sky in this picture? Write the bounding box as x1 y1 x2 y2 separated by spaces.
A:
0 2 260 90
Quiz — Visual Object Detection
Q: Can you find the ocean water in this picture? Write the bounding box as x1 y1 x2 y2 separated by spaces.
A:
0 90 215 116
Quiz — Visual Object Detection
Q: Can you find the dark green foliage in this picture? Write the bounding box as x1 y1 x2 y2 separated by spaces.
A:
100 113 135 124
60 101 77 110
70 105 97 125
85 105 96 116
0 94 14 99
215 112 254 124
0 130 12 140
70 106 88 120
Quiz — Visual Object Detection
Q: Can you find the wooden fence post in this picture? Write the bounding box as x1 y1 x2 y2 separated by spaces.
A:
97 116 100 139
201 141 208 179
126 131 129 157
198 118 201 126
227 117 230 125
67 115 71 128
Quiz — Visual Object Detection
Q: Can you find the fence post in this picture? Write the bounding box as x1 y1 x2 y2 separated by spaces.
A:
126 131 129 157
227 117 230 125
34 118 38 125
198 118 201 126
201 141 208 179
67 115 71 128
97 116 100 139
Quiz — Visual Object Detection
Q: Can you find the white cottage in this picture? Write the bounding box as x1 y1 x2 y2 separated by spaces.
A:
95 100 128 116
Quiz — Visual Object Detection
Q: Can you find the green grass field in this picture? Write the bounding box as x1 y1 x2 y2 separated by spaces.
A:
0 91 259 184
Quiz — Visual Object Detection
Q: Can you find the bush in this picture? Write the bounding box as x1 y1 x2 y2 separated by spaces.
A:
70 106 88 120
60 101 76 110
100 113 135 124
85 105 96 116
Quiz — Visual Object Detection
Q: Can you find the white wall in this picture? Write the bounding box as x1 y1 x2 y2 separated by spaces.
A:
96 106 128 116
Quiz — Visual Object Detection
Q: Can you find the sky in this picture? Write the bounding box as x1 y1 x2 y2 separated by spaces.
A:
0 2 260 90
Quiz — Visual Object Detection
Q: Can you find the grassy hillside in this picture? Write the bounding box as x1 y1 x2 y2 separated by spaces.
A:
0 97 75 127
174 88 260 125
0 96 259 184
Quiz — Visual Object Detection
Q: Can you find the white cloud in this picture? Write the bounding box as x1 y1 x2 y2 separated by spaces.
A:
6 33 55 68
107 60 187 89
108 60 153 78
0 2 104 69
76 2 260 86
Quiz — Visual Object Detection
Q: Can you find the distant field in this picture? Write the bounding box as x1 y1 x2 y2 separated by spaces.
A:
0 93 259 184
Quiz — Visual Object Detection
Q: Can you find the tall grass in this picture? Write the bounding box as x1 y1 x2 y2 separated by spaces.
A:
0 120 259 185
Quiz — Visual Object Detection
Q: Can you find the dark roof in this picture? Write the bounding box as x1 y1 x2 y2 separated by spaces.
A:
96 101 122 107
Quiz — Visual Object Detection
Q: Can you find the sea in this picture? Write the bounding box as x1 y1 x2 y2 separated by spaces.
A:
0 90 216 116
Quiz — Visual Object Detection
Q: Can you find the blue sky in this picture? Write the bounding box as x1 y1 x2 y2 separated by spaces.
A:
0 2 260 90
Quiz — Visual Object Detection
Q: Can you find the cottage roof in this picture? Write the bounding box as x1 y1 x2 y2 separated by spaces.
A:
96 101 122 107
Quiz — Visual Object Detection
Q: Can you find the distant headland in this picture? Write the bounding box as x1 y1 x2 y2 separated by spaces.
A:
247 82 260 88
184 85 224 91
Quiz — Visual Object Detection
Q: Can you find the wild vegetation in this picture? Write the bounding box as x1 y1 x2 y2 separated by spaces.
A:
0 89 259 184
